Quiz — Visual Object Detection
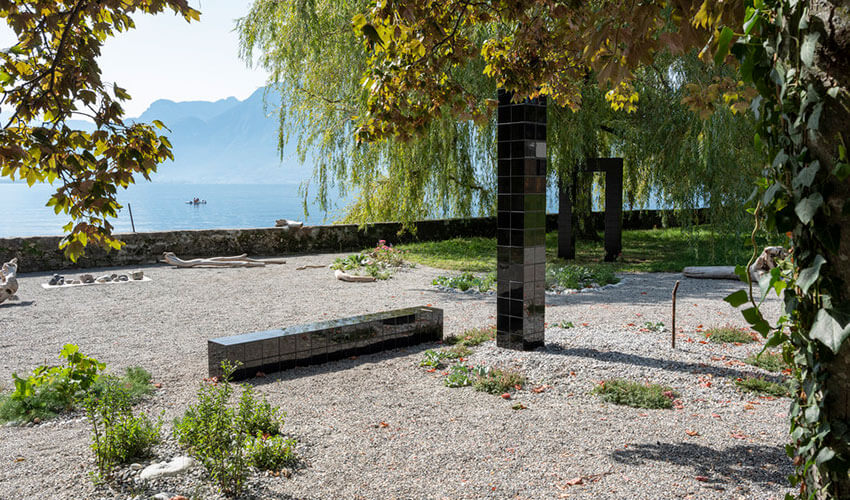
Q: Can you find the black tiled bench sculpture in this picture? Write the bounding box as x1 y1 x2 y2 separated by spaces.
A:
208 306 443 380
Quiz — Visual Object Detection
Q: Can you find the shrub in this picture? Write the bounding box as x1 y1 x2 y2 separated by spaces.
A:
85 376 161 476
473 367 526 395
244 433 297 471
432 272 496 292
236 385 283 437
546 264 618 290
705 326 757 344
369 240 408 268
175 362 295 495
444 326 495 348
90 366 154 404
443 364 481 388
734 376 790 397
744 351 787 372
593 379 677 409
0 344 105 423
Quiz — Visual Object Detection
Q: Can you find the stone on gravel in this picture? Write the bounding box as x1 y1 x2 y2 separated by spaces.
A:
140 457 195 481
151 492 176 500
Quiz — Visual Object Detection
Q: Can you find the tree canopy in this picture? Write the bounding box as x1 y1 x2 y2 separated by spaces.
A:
0 0 199 260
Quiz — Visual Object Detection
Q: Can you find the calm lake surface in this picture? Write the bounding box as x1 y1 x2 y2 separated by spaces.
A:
0 183 344 238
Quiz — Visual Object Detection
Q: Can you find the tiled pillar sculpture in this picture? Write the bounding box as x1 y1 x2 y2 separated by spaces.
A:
495 90 546 351
557 172 575 260
602 158 623 262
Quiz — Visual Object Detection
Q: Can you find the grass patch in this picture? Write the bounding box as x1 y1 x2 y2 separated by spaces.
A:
432 271 496 292
474 367 526 395
445 326 495 347
593 379 678 409
734 376 790 397
399 226 779 273
745 351 788 372
705 326 758 344
545 263 619 289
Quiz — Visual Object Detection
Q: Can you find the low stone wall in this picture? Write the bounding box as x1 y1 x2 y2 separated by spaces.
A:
0 208 708 273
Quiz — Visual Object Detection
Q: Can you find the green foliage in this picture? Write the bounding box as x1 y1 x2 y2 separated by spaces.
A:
432 271 495 292
330 241 410 280
745 351 788 373
473 367 526 395
556 321 575 329
244 433 297 471
84 376 161 476
398 237 496 271
546 263 618 290
0 1 199 260
734 377 790 398
592 379 677 410
419 347 469 369
90 366 154 403
0 344 105 423
444 326 495 348
443 364 480 388
174 362 295 495
643 322 665 332
705 326 757 344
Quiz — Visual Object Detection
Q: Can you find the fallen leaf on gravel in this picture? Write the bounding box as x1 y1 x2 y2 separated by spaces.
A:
695 475 709 482
14 457 24 462
710 356 724 361
686 430 700 436
170 496 190 500
711 413 722 419
378 421 389 428
501 393 511 399
627 323 636 327
564 477 584 486
426 368 436 373
698 340 709 344
511 403 527 410
730 432 747 439
744 404 756 410
640 292 647 295
581 322 589 327
153 383 162 389
531 385 551 393
426 304 433 307
569 371 576 376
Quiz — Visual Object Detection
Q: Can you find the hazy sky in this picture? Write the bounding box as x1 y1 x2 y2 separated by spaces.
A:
1 1 268 117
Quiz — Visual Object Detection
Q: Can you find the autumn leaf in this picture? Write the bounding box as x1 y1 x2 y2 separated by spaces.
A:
685 429 700 436
378 421 389 428
564 477 583 486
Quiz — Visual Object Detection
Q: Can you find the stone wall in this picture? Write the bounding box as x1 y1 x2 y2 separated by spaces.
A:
0 208 709 273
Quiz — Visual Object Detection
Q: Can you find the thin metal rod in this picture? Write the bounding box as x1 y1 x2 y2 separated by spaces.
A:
128 203 136 233
671 280 680 349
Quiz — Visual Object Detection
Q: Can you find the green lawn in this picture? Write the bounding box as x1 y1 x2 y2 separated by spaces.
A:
397 226 772 273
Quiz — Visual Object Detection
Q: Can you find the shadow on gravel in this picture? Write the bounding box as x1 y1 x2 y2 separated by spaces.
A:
611 441 791 487
0 300 34 308
545 280 748 307
547 347 786 383
245 343 437 387
409 286 495 302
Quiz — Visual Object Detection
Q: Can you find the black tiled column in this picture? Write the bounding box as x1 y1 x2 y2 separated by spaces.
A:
602 158 623 262
557 172 576 260
496 90 546 351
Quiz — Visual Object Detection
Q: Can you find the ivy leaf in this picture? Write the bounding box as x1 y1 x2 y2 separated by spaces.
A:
797 255 826 294
714 27 734 66
815 447 836 465
725 290 749 307
810 308 850 353
792 162 819 190
795 193 823 224
800 31 819 68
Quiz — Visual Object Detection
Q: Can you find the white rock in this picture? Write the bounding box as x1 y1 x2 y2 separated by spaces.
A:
140 456 195 481
129 463 143 470
151 492 176 500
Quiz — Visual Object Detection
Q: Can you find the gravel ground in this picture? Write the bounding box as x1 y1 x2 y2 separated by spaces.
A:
0 253 793 499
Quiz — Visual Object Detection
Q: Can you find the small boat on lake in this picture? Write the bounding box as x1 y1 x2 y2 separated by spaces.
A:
186 198 207 205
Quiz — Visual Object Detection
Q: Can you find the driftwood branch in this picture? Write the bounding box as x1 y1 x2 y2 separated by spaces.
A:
0 258 19 304
161 252 286 268
334 269 376 282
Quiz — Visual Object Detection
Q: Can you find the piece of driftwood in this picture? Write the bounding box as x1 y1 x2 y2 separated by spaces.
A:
162 252 286 268
682 266 741 280
749 246 789 280
275 219 303 228
334 269 376 283
1 258 19 304
296 264 327 270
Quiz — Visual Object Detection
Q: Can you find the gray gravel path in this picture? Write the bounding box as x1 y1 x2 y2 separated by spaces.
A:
0 253 792 499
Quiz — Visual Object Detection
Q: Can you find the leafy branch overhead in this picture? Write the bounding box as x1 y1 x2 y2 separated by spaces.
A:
0 0 199 261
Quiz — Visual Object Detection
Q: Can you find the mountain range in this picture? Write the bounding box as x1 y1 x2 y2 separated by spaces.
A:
134 87 308 184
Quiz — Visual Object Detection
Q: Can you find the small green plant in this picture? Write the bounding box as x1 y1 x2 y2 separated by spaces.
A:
0 344 106 423
443 364 483 388
330 241 409 280
643 321 665 332
244 433 297 471
744 350 788 372
446 345 472 358
556 321 575 329
545 264 618 290
432 271 496 292
236 385 283 437
175 362 295 495
444 326 495 347
85 376 161 477
90 366 154 403
705 326 757 344
593 379 677 409
369 240 409 268
473 367 526 395
734 376 790 397
419 347 469 369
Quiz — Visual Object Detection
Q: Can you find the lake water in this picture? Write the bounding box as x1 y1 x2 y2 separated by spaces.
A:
0 182 346 238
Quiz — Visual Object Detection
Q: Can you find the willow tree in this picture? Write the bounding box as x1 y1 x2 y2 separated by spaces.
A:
239 0 761 240
0 0 199 260
352 1 850 497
